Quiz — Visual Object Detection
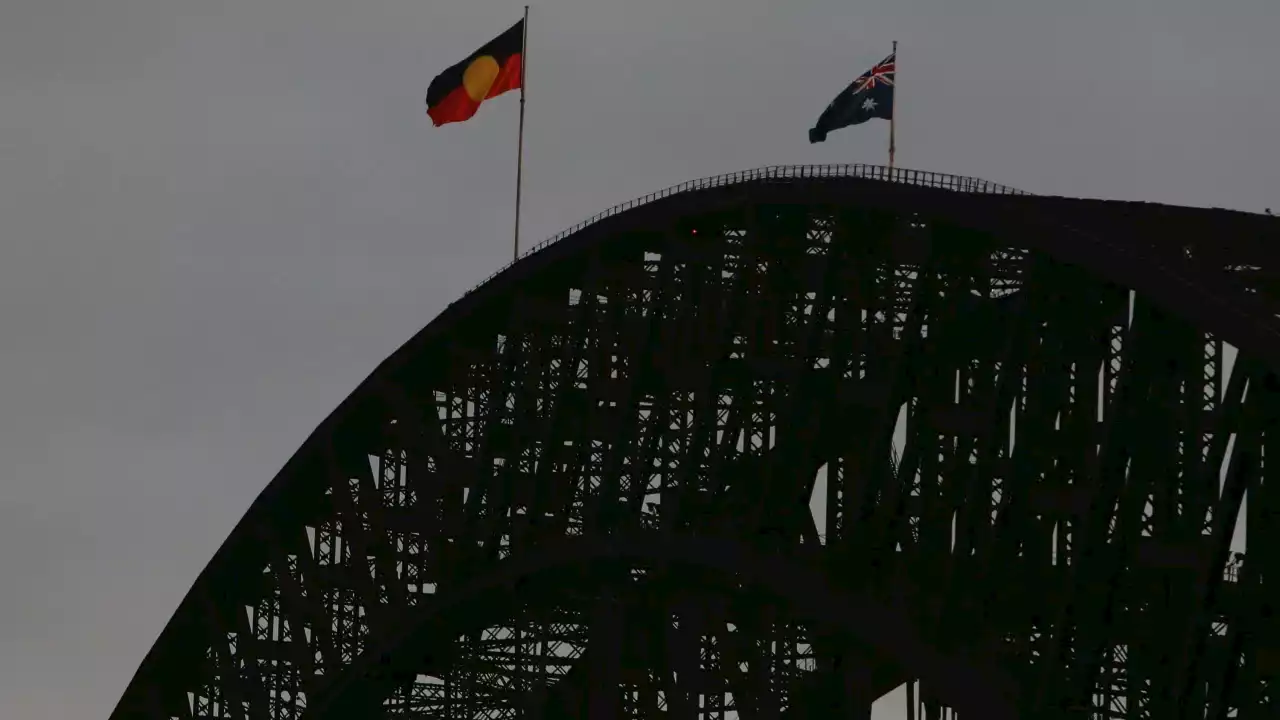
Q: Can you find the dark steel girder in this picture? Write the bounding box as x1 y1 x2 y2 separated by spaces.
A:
301 532 1020 720
108 168 1280 720
297 207 1271 718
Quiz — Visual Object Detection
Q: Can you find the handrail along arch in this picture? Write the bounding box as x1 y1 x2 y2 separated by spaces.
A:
466 163 1030 297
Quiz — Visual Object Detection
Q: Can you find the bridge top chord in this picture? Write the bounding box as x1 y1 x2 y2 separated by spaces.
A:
465 163 1030 297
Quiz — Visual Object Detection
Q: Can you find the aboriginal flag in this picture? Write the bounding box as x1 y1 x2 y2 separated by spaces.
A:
426 19 525 127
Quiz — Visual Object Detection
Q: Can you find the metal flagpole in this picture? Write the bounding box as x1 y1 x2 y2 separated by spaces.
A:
513 5 529 261
888 40 897 171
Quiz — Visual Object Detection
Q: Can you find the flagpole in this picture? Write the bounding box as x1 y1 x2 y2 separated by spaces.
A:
888 40 897 171
513 5 529 261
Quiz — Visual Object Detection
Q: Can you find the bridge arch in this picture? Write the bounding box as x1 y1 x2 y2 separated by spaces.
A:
110 165 1280 720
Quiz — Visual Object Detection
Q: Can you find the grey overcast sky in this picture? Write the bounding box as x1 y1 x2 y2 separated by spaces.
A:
1 0 1277 718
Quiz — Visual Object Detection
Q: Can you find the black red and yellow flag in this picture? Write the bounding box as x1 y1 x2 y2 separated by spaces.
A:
426 20 525 127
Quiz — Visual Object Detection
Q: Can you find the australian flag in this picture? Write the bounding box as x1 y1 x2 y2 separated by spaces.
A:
809 52 895 143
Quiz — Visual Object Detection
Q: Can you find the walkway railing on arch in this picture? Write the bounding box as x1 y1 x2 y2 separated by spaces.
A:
464 163 1030 298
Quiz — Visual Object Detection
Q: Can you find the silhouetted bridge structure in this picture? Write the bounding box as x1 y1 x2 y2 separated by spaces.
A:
110 165 1280 719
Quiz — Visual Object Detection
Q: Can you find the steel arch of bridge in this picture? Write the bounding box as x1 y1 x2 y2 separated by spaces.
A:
304 533 1019 720
462 165 1030 297
110 166 1280 720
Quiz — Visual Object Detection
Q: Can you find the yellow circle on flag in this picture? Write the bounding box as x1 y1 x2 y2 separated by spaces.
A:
462 55 501 101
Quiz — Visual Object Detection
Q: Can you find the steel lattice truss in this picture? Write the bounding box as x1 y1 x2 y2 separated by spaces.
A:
108 166 1280 720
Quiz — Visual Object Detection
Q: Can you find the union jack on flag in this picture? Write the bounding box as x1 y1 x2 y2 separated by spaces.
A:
853 53 896 92
809 51 896 144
